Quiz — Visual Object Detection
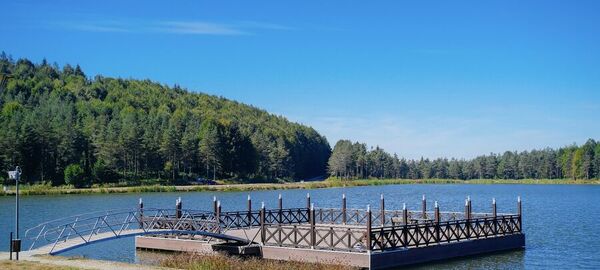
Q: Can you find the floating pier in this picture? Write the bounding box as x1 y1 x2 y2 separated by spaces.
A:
134 194 525 269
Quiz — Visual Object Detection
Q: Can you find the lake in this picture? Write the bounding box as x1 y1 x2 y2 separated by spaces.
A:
1 184 599 269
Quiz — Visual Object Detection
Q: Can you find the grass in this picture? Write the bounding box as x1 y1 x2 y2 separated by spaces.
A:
0 260 79 270
159 252 358 270
1 178 598 196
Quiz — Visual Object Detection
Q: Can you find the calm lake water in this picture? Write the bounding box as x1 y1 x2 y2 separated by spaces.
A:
1 184 599 269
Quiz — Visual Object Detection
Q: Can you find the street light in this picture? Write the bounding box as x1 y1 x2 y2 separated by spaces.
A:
8 166 22 260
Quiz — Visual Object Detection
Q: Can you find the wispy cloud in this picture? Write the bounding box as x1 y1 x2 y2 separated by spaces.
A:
52 19 290 36
153 21 246 35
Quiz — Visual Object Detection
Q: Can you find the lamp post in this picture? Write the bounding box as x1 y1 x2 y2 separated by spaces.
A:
8 166 22 260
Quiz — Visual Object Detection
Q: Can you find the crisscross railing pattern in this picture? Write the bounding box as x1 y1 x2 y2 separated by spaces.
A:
369 214 521 251
24 208 229 254
263 223 368 252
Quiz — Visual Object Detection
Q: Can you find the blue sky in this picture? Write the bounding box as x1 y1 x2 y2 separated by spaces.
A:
1 0 599 159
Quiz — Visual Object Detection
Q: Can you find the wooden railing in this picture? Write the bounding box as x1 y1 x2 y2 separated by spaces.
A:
141 195 523 253
369 214 521 251
263 223 368 251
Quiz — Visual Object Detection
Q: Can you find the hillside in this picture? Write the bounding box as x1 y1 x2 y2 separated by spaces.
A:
0 54 331 185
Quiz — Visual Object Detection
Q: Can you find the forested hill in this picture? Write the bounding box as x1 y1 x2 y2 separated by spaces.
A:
0 54 331 186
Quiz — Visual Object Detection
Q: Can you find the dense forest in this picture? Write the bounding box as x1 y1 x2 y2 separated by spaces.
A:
0 54 331 186
328 139 600 180
1 54 598 188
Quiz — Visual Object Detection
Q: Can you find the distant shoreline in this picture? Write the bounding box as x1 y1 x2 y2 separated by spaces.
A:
1 178 598 196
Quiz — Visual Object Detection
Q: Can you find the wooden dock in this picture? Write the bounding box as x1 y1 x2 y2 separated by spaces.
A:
135 194 525 269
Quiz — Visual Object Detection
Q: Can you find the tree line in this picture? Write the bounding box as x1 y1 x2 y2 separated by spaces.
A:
0 54 331 186
328 139 600 180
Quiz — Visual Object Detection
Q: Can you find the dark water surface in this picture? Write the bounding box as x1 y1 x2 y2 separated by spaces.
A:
1 184 599 269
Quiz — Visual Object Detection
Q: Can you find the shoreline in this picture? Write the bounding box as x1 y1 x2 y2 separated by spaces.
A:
1 178 598 196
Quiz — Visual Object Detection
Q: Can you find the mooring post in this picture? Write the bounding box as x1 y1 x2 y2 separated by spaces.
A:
366 205 372 252
422 194 427 219
278 194 283 224
138 198 144 228
247 195 252 226
260 202 266 244
492 198 497 234
310 203 316 249
342 194 347 225
380 194 386 225
434 201 440 242
176 197 182 219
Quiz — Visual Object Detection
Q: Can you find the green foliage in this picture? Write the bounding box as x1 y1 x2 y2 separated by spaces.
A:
0 54 331 184
64 164 87 188
328 139 600 180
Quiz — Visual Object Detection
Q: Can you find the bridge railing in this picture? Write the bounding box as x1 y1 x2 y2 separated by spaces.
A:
23 208 219 253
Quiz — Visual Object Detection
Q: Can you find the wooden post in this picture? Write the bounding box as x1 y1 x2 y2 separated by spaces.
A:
380 194 386 225
213 196 218 213
247 195 252 226
366 205 372 252
278 194 283 209
422 194 427 219
310 203 316 249
216 201 221 234
403 203 408 224
138 198 144 228
517 196 522 232
402 203 408 247
176 197 182 219
342 194 347 225
278 194 283 224
306 193 311 209
434 201 440 242
260 202 265 244
492 198 497 234
465 198 470 239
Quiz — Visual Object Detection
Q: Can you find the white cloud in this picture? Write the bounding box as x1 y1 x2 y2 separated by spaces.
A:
53 19 290 36
153 21 246 35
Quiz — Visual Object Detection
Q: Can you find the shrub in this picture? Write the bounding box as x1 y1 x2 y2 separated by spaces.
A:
92 160 119 183
64 164 88 188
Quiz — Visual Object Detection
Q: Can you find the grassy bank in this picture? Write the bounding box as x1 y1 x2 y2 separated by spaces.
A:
160 252 357 270
1 178 598 196
0 260 78 270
